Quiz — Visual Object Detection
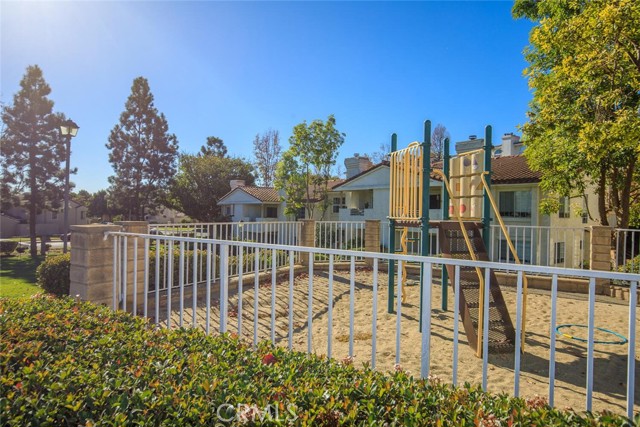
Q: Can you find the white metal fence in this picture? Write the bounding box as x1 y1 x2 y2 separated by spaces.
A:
489 225 589 269
314 221 366 261
379 221 440 257
150 221 604 271
615 228 640 272
150 221 301 245
147 222 302 286
107 230 639 419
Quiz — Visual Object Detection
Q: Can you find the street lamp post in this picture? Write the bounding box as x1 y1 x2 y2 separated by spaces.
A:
59 119 79 254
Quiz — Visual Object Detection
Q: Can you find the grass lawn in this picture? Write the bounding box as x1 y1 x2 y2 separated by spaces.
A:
0 255 43 298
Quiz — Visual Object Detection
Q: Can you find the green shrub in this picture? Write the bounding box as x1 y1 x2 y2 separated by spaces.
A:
0 240 18 255
148 247 287 290
613 254 640 287
35 253 70 296
0 295 634 426
618 254 640 274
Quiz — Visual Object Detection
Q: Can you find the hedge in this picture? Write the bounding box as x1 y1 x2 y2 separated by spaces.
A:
0 240 19 255
35 253 71 296
1 296 634 426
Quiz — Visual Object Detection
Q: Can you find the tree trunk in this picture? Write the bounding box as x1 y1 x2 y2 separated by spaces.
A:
619 156 636 230
28 149 37 257
597 164 609 226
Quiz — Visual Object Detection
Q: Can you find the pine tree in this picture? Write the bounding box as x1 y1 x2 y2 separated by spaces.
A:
1 65 66 256
199 136 227 158
106 77 179 220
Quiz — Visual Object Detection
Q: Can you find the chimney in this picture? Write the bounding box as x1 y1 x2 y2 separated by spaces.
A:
455 137 484 154
344 154 373 179
230 179 245 189
500 133 521 156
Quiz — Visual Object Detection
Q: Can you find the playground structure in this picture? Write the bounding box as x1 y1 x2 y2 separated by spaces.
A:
387 120 529 357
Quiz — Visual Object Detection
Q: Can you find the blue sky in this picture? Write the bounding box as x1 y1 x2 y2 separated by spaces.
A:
1 1 534 193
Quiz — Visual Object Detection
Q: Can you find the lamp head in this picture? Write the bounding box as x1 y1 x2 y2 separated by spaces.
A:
60 119 79 137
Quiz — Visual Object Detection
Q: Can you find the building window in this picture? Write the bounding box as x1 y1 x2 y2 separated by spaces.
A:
498 191 531 218
224 206 233 216
429 194 441 210
266 206 278 218
555 242 565 264
498 239 532 264
559 197 570 218
80 211 85 220
295 207 306 220
51 211 58 220
332 196 346 214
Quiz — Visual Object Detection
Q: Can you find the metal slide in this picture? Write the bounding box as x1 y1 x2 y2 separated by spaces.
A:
438 220 516 354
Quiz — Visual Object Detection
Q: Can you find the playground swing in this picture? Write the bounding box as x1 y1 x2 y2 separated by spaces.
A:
387 120 529 358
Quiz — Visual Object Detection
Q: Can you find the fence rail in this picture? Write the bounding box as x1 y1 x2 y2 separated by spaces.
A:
108 230 639 418
615 228 640 272
489 225 589 269
314 221 365 261
379 221 439 256
148 222 302 285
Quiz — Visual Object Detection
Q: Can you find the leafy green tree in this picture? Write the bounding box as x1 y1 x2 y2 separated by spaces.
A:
513 0 640 228
72 189 92 208
253 129 281 186
275 115 345 219
1 65 67 256
168 154 255 221
199 136 227 158
106 77 179 220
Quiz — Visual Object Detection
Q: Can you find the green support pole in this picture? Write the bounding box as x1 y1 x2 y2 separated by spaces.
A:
419 120 431 331
441 137 450 311
483 126 492 252
387 133 398 314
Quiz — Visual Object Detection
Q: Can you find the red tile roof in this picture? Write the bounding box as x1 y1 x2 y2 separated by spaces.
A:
218 186 281 203
489 156 541 184
432 155 540 184
238 186 281 203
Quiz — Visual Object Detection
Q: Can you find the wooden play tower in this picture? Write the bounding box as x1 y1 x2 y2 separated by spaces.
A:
387 120 529 357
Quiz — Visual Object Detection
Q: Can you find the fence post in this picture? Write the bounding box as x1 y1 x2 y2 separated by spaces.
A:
365 220 381 267
590 225 613 294
115 221 148 311
300 219 316 265
69 224 121 306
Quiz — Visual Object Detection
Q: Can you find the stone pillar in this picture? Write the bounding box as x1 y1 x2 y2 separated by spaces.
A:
69 224 121 306
69 221 149 310
299 219 316 265
365 220 381 267
590 225 613 293
115 221 148 310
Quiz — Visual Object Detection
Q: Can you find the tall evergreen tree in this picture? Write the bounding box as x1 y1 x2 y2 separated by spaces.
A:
1 65 67 256
106 77 179 220
199 136 227 158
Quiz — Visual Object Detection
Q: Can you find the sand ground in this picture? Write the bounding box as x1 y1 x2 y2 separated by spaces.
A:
154 265 639 416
